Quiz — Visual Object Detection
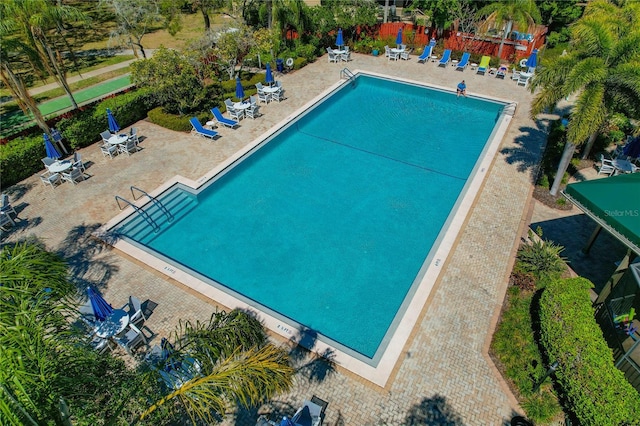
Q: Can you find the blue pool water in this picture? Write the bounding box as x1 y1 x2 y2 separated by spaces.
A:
117 75 504 360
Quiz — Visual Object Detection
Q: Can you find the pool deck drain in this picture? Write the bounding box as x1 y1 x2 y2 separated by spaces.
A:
3 53 552 425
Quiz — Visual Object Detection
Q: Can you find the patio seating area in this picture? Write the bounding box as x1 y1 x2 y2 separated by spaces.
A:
2 52 551 425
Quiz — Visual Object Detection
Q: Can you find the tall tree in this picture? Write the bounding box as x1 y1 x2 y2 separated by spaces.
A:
476 0 541 59
0 0 86 110
530 0 640 196
101 0 162 59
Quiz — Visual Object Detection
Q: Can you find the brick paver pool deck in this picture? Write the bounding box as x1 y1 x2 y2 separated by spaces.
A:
2 54 554 425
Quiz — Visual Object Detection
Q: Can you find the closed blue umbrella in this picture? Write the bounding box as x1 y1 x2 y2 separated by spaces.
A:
429 38 436 48
335 28 344 48
623 137 640 159
525 49 538 73
235 77 245 101
87 287 113 322
396 28 403 48
265 63 274 86
106 108 120 133
44 133 61 159
280 417 294 426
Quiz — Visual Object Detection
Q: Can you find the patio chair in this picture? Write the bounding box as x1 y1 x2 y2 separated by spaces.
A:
272 81 285 102
72 152 85 173
416 45 433 63
100 130 113 143
129 127 140 145
388 49 399 61
455 52 471 71
224 99 243 120
116 323 147 354
118 139 139 156
326 47 338 63
245 95 260 119
40 171 61 188
495 65 508 79
511 69 521 81
400 48 413 60
122 295 147 327
476 56 491 75
0 212 15 232
1 194 16 217
189 118 219 140
291 400 324 426
598 154 616 176
42 157 56 169
100 143 118 158
516 73 531 88
341 50 351 62
62 167 86 185
438 49 451 67
211 107 239 128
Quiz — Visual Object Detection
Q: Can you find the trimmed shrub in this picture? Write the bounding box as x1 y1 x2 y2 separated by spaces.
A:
56 89 156 149
539 277 640 425
0 134 46 189
147 107 209 132
515 239 566 281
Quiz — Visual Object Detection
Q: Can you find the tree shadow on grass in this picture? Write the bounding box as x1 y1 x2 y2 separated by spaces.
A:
55 223 119 292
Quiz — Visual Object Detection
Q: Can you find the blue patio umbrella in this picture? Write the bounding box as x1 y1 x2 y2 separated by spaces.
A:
87 287 113 322
525 49 538 73
106 108 120 133
265 63 274 86
44 133 61 159
429 38 436 48
335 28 344 48
395 28 403 48
235 77 245 101
280 417 294 426
623 136 640 159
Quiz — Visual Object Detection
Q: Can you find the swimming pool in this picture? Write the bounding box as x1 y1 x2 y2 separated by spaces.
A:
106 72 512 386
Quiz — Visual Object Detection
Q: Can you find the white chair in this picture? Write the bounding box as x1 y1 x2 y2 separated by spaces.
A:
326 47 338 63
224 99 243 120
516 73 530 87
245 95 260 119
122 295 146 327
598 154 616 176
511 70 521 81
42 157 56 169
272 82 285 102
118 139 139 156
129 127 139 145
40 172 61 188
72 152 85 173
388 49 399 61
62 167 86 185
384 45 390 58
0 212 15 231
100 130 113 143
1 194 16 217
341 50 351 62
100 143 118 158
116 323 147 354
400 48 413 60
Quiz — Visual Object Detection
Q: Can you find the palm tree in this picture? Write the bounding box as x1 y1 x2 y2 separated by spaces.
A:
128 310 294 424
0 0 86 110
530 0 640 196
476 0 541 59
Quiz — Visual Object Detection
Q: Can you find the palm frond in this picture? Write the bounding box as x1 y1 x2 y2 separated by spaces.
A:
571 17 615 59
564 57 608 94
568 84 606 145
605 63 640 118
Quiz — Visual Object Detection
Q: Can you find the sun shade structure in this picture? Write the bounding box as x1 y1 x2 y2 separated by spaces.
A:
87 287 113 321
265 63 274 86
235 77 245 101
107 108 120 133
335 28 343 48
563 173 640 255
44 133 61 159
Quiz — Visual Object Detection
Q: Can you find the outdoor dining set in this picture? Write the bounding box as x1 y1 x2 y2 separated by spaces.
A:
40 151 86 188
99 127 140 158
598 135 640 176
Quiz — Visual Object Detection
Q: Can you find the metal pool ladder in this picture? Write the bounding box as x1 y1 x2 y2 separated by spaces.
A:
130 185 174 223
340 67 355 85
114 195 160 233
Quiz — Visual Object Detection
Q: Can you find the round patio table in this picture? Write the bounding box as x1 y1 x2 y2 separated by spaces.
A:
48 160 72 174
95 309 129 338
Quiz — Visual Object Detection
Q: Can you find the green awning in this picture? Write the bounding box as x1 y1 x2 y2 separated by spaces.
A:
563 173 640 255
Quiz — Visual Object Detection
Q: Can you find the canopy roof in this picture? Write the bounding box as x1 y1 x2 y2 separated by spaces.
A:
563 173 640 255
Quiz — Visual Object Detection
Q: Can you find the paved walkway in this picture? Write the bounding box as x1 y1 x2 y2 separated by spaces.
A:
2 54 551 425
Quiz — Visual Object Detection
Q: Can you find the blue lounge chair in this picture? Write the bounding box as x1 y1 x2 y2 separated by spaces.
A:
210 107 239 129
438 49 451 67
189 118 218 140
456 52 470 71
476 56 491 75
416 45 434 63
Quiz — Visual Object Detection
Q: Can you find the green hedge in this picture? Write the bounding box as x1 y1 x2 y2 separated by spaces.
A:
0 134 47 189
56 88 156 149
539 277 640 425
147 107 209 132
